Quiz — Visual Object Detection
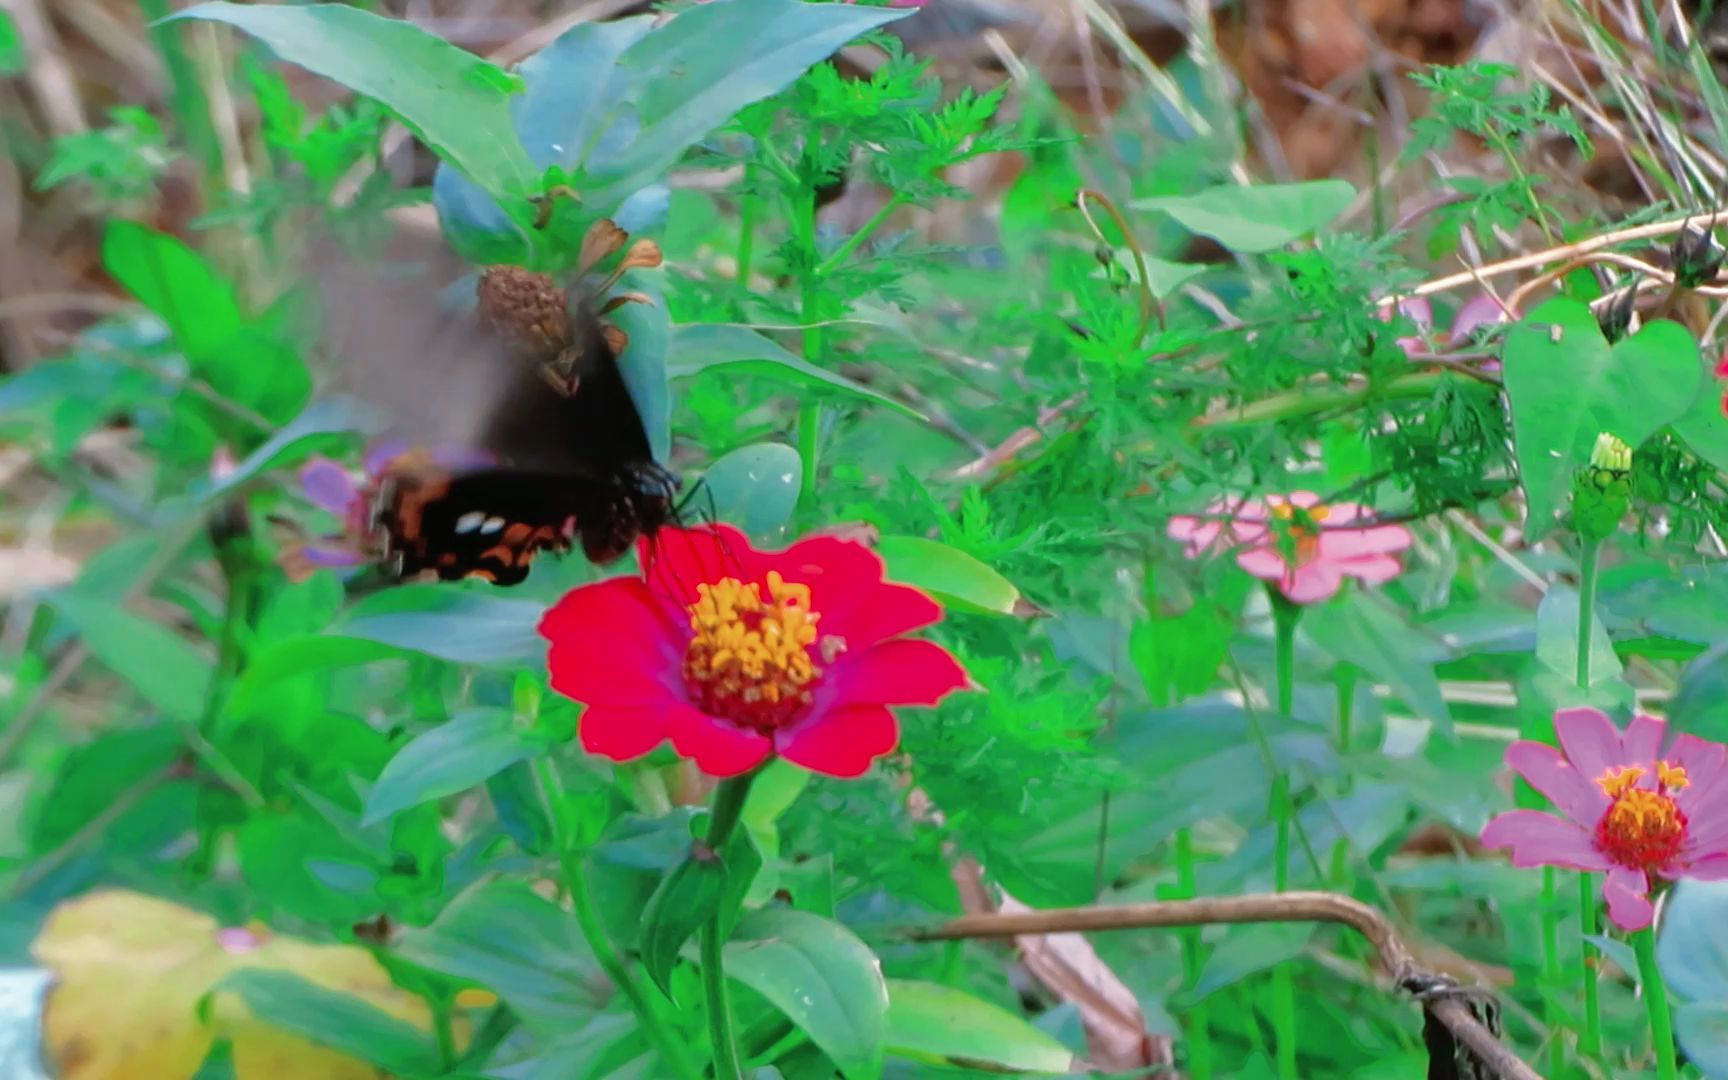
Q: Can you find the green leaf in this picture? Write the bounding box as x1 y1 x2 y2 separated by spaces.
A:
226 634 415 716
610 274 673 463
1302 592 1454 738
883 979 1075 1073
1107 251 1206 299
215 969 437 1074
44 589 211 724
669 324 921 419
723 908 889 1078
362 708 549 826
101 221 309 422
876 535 1029 616
394 880 604 1032
1501 297 1702 539
1132 180 1356 253
699 442 803 541
1658 881 1728 1074
1670 367 1728 474
0 11 26 75
170 2 535 204
583 0 911 204
334 587 548 665
639 851 727 996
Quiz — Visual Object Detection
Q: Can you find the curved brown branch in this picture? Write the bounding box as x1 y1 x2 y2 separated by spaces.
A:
905 890 1541 1080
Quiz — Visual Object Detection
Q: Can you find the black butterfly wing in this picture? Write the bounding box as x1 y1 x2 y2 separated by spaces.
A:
298 218 672 585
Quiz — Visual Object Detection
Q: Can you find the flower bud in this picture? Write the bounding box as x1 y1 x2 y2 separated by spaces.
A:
1596 283 1639 343
1572 432 1633 541
1672 223 1726 288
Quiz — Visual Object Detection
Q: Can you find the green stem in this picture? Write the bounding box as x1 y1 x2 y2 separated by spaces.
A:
1576 536 1601 688
430 994 456 1070
1579 873 1601 1059
1633 927 1679 1080
535 760 702 1080
813 194 907 279
1268 588 1301 1080
735 164 758 309
1542 866 1564 1080
1173 828 1214 1080
1334 665 1356 760
1576 534 1604 1060
700 772 759 1080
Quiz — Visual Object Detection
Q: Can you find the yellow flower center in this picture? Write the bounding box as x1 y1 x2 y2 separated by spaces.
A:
1593 762 1690 871
682 573 844 732
1268 499 1330 564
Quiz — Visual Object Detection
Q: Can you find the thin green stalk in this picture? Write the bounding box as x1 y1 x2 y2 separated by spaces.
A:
813 194 908 279
701 772 759 1080
793 170 824 504
1173 828 1214 1080
430 994 456 1070
1576 535 1604 1059
1633 927 1679 1080
1269 589 1301 1080
535 760 702 1080
1334 665 1356 759
735 163 758 308
1542 866 1564 1079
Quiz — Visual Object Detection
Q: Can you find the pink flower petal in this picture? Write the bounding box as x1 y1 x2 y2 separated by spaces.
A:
1234 546 1290 582
1449 294 1511 340
1622 713 1668 765
1670 733 1728 794
1683 854 1728 879
667 706 773 777
1280 561 1347 604
296 544 364 568
1335 553 1404 587
298 458 359 515
579 704 672 763
1555 707 1622 782
1480 810 1612 870
363 439 411 477
1603 866 1654 931
1316 524 1414 560
775 703 898 778
1504 740 1610 827
826 638 970 707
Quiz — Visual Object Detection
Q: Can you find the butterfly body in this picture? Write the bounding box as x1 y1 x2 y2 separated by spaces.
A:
301 223 678 586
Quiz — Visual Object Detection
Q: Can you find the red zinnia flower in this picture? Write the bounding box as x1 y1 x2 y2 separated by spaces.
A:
538 524 971 779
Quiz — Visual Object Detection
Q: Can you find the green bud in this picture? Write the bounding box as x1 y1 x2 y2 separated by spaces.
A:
1572 432 1633 540
1672 223 1726 288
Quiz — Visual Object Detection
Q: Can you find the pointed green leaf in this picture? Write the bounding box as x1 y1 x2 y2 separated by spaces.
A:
669 324 921 419
363 708 548 826
884 979 1076 1073
1132 180 1356 253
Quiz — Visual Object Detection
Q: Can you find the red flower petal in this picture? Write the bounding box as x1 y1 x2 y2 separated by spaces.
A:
667 705 773 777
579 704 672 763
540 578 685 707
775 703 898 778
829 639 969 706
828 582 944 650
641 524 751 608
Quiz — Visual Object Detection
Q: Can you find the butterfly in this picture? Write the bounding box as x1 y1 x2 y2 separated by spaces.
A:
294 216 681 587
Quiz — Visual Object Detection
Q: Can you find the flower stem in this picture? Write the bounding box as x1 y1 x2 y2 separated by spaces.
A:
735 163 758 309
1575 535 1601 688
1173 827 1214 1079
1633 926 1679 1080
701 772 758 1080
814 194 908 279
1575 534 1604 1060
1541 867 1564 1079
1578 872 1601 1058
534 760 702 1080
1268 588 1301 1080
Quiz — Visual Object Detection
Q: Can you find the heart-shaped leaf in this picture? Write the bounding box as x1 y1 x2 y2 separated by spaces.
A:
1132 180 1356 253
1501 297 1701 538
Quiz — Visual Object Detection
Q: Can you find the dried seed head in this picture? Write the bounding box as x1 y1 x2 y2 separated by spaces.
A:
476 265 571 356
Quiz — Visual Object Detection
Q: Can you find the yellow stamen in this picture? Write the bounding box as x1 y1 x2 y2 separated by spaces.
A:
683 572 842 732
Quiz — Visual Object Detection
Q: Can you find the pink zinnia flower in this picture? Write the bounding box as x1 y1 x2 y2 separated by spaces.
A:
1480 707 1728 931
1377 293 1512 365
1166 491 1413 604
